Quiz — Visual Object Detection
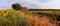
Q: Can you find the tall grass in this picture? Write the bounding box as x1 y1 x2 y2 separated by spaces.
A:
0 10 30 26
0 10 59 26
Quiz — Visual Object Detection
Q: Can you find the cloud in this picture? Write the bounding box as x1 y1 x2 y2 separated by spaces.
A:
0 0 60 9
19 0 60 9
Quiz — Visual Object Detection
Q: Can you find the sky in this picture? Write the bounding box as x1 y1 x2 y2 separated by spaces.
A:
0 0 60 9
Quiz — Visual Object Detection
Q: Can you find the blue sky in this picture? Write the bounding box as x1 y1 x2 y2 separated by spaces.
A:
0 0 60 9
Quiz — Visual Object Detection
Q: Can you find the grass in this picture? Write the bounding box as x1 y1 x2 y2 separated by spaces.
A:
0 10 30 26
0 9 59 26
28 10 60 21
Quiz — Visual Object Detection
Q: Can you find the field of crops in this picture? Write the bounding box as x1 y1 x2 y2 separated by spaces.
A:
0 9 59 26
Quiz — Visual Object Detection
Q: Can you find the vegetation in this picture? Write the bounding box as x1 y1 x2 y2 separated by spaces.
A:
0 9 59 26
28 11 60 21
0 10 30 26
12 3 22 10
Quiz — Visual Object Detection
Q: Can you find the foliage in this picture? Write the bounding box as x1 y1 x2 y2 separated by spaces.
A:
0 10 59 26
0 10 30 26
12 3 22 10
29 11 60 21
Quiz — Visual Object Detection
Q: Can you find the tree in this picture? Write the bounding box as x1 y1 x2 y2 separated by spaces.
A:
12 3 22 10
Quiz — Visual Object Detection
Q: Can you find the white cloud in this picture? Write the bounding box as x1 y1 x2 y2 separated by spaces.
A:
0 0 60 9
19 0 60 9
